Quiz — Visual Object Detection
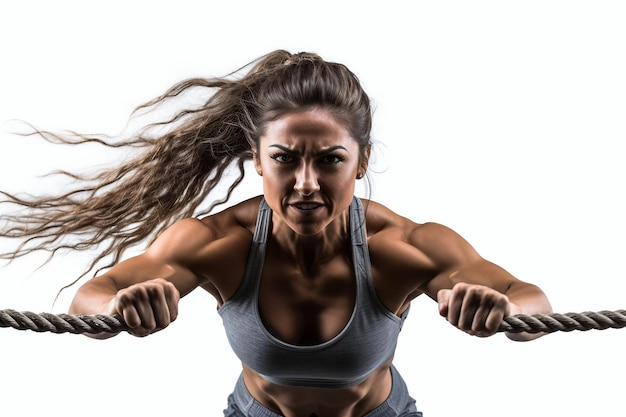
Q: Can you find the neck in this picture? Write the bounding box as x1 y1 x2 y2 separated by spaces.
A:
270 211 351 277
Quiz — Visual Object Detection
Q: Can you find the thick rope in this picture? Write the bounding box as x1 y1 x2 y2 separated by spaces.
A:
0 309 127 334
499 309 626 334
1 308 625 335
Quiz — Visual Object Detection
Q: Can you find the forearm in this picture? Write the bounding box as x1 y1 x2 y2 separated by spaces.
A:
69 275 119 316
505 281 552 316
68 275 121 339
505 281 553 341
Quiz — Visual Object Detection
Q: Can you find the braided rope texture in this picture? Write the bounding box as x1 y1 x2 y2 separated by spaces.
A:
499 309 626 333
1 309 625 335
0 309 127 334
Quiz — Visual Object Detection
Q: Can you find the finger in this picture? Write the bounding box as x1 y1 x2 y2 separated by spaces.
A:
116 286 156 336
437 289 451 317
484 310 504 336
471 304 493 335
484 300 508 334
133 292 157 332
164 283 180 323
146 285 171 330
445 287 465 327
113 294 140 329
459 307 479 332
457 289 480 331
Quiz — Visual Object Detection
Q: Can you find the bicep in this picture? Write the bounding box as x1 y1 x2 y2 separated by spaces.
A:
101 218 213 296
410 223 518 299
424 259 520 300
102 252 200 297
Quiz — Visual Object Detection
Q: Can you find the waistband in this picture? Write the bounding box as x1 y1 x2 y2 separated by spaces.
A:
230 365 421 417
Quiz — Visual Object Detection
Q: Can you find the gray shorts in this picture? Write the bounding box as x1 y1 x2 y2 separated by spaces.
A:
223 365 422 417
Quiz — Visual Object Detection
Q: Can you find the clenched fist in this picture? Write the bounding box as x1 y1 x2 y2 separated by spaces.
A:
437 282 510 337
107 278 180 337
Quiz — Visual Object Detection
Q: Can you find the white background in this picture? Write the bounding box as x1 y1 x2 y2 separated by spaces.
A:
1 1 625 416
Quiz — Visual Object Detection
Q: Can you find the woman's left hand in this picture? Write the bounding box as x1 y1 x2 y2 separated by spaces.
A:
437 282 511 337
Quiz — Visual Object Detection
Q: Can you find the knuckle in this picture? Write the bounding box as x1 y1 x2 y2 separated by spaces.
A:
145 285 162 298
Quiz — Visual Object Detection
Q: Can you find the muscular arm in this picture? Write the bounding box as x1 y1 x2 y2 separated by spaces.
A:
69 218 214 338
413 222 552 340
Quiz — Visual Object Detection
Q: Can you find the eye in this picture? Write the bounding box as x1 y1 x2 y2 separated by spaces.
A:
270 153 294 163
321 154 345 164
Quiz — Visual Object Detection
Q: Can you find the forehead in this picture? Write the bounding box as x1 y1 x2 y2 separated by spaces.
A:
260 109 356 148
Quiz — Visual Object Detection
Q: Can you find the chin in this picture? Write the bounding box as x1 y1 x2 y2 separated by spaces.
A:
291 224 326 237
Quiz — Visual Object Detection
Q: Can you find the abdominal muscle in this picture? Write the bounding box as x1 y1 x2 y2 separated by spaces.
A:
241 359 394 417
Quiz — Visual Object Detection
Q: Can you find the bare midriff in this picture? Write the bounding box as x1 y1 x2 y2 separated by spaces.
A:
241 359 394 417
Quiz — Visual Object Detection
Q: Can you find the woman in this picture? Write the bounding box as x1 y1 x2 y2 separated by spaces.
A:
2 50 551 416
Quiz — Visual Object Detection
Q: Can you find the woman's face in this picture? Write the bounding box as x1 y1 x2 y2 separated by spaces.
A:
254 108 368 237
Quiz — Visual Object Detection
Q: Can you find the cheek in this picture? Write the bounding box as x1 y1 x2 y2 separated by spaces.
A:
319 171 357 197
328 167 358 184
262 170 291 192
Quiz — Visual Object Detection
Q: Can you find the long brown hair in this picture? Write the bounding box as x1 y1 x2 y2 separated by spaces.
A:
0 49 373 285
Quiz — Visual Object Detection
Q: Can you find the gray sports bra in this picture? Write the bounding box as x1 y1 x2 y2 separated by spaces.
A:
218 197 409 389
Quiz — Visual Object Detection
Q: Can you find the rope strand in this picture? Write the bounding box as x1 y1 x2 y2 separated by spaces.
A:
1 309 625 335
499 310 626 333
0 309 127 334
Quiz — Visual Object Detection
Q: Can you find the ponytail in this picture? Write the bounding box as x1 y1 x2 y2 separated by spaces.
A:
0 49 373 283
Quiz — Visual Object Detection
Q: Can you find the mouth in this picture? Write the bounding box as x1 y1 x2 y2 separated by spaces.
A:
288 202 324 215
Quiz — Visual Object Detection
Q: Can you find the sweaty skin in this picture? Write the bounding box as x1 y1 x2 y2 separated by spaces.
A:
70 109 552 417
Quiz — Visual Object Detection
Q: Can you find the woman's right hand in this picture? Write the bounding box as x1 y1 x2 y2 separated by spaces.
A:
107 278 180 337
69 218 222 338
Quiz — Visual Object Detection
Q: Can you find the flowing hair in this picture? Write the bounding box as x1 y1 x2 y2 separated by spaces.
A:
0 49 373 287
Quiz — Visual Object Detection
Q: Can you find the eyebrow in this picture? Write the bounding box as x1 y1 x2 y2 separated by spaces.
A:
269 144 348 156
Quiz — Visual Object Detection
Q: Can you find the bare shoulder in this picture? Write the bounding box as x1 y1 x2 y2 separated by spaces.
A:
360 199 435 310
199 195 263 236
361 200 430 272
147 196 262 264
362 199 421 236
362 199 481 293
144 196 263 299
363 199 478 262
363 199 439 247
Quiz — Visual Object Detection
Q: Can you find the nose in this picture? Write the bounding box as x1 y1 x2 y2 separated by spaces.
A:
294 162 320 196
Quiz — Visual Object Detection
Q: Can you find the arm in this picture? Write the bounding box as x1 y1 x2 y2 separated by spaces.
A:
69 218 212 338
414 223 552 341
